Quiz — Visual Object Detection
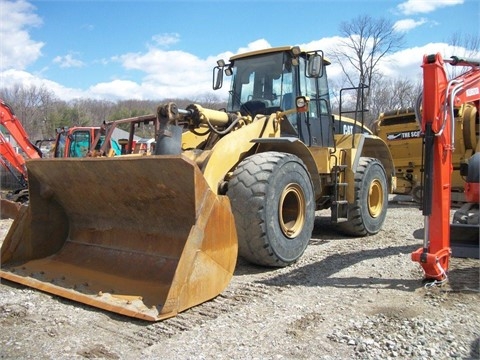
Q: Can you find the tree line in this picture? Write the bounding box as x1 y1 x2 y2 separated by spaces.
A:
0 84 227 141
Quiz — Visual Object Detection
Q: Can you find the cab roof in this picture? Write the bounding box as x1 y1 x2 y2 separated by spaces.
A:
230 46 331 65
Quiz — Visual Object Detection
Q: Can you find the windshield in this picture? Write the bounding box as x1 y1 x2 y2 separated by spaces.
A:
227 52 293 113
68 130 91 158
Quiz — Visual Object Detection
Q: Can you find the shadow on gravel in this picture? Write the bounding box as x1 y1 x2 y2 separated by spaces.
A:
258 244 421 292
470 337 480 360
447 263 480 292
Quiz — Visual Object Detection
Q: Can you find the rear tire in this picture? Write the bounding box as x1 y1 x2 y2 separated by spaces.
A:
338 157 388 236
227 152 315 267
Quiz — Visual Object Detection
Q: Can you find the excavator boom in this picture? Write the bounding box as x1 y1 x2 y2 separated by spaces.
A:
411 54 480 280
0 100 42 160
0 131 28 186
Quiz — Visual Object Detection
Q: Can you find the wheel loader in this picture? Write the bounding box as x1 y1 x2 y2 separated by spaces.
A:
0 46 395 321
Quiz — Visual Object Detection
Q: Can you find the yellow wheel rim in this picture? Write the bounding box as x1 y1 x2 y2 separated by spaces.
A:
368 179 383 218
279 183 306 238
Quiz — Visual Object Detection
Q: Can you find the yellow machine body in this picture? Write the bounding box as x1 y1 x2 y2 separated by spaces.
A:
374 104 478 201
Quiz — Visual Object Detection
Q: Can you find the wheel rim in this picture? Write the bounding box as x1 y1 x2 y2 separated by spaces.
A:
279 183 305 238
368 179 383 218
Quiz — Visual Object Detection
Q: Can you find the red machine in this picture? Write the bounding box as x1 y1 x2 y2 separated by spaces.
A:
0 100 42 184
0 131 29 187
412 54 480 281
0 100 42 159
0 100 44 208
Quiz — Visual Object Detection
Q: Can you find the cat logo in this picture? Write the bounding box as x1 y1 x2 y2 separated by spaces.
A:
343 124 354 134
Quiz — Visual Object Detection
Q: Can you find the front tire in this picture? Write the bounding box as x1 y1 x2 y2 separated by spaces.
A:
338 157 388 236
227 152 315 267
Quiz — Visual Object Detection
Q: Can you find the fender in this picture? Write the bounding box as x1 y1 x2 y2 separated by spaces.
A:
200 116 280 194
254 137 323 198
332 133 396 194
357 134 396 193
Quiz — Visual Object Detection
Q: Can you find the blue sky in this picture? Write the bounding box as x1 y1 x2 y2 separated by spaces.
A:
1 0 479 101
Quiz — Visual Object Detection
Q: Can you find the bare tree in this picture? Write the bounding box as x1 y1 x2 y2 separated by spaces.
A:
447 32 480 78
333 15 405 118
192 93 227 109
367 77 422 125
0 84 56 140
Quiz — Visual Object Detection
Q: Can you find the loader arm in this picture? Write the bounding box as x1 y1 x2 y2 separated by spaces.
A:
411 54 480 281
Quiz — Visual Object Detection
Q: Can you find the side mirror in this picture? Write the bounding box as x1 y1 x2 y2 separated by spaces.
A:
213 65 224 90
307 53 323 78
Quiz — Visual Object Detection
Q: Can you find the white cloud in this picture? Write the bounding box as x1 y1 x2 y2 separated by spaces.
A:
88 80 143 100
397 0 464 15
117 49 211 96
378 42 480 79
99 40 274 100
151 33 180 47
0 0 44 70
0 68 87 100
393 18 428 33
53 54 85 68
235 39 272 55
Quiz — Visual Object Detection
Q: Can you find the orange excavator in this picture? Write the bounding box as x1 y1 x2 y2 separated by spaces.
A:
0 100 43 178
0 100 43 205
0 131 31 188
411 53 480 282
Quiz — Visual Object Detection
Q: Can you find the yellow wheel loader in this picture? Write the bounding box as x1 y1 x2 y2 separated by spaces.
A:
0 46 395 321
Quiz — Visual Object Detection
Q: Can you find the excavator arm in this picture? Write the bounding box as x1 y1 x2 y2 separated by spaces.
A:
0 131 28 186
0 99 42 160
0 100 43 213
412 54 480 281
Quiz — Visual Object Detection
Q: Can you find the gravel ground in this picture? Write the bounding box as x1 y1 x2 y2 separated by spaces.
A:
0 199 479 360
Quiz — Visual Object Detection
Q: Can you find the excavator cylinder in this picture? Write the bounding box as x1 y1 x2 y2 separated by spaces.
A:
0 156 237 321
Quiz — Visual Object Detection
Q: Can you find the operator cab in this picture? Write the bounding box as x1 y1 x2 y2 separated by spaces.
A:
214 46 334 147
54 127 94 158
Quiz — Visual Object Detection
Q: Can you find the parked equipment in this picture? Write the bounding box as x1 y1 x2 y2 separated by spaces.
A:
54 126 122 158
0 98 123 208
0 100 43 161
374 103 478 203
450 152 480 258
0 46 395 321
412 54 480 281
0 100 43 203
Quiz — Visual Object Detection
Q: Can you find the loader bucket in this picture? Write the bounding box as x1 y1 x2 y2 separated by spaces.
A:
0 198 22 219
0 156 237 321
